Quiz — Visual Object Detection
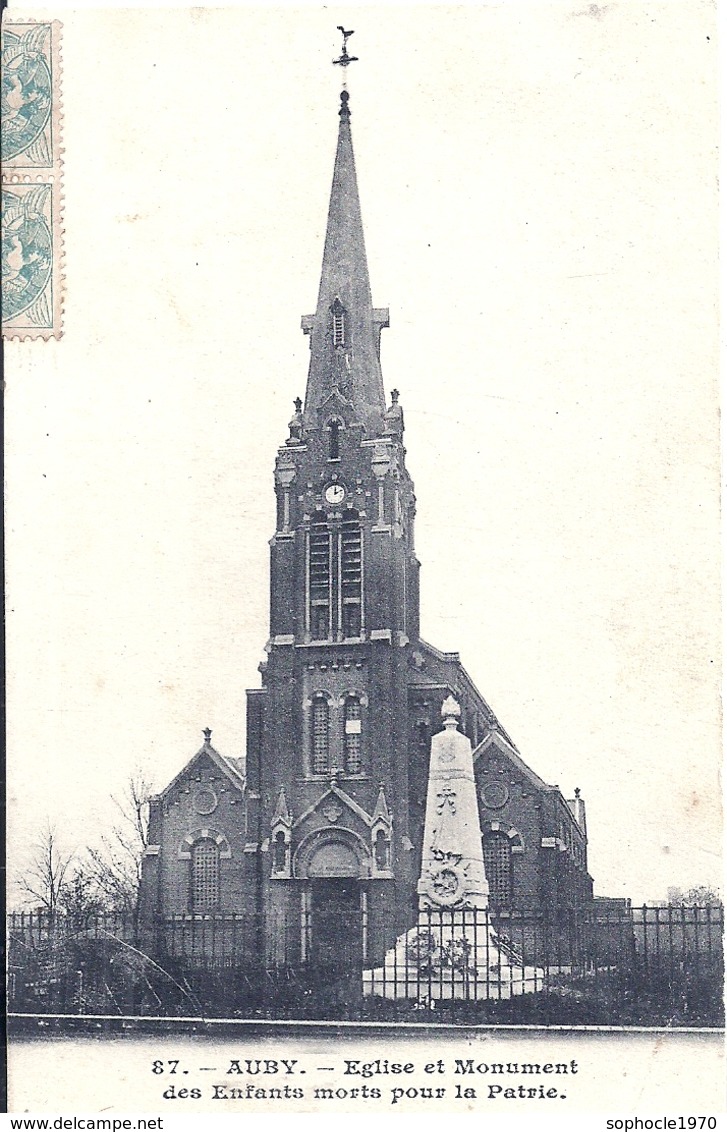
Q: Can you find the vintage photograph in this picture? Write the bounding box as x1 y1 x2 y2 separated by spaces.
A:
4 1 722 1114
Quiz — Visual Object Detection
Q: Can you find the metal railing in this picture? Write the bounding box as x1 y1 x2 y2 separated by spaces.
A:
6 904 724 1026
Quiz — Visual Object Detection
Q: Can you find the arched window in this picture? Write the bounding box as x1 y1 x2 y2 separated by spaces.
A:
343 696 362 774
327 419 341 460
483 832 512 907
312 696 330 775
191 839 220 913
309 514 331 640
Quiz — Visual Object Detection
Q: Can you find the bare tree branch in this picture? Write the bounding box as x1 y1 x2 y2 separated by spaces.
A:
16 773 154 916
111 772 152 849
82 770 153 913
16 824 74 913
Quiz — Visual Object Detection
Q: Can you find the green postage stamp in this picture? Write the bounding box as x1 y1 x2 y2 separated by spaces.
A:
2 19 63 339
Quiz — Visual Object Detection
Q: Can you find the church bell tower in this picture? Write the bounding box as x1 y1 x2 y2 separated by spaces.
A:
245 86 422 966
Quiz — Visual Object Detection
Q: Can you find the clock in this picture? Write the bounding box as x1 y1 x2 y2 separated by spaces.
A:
325 483 346 505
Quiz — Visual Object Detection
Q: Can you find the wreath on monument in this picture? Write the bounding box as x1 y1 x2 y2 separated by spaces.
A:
440 936 473 972
404 930 476 976
405 930 440 974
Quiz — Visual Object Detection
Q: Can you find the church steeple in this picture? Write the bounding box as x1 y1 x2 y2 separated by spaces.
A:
301 90 389 437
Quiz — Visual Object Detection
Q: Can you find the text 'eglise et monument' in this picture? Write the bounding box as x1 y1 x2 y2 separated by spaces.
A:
139 56 594 980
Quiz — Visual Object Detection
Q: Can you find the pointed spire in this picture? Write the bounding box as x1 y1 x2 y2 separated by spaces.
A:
372 783 392 828
271 786 292 829
302 90 388 436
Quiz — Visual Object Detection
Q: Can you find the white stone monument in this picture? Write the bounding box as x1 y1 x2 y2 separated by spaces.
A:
363 695 543 1000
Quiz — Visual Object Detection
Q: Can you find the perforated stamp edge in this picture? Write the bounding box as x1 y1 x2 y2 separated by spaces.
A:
2 18 64 341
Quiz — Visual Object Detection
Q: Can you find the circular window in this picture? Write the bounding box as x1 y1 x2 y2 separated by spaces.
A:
481 781 509 809
193 787 218 816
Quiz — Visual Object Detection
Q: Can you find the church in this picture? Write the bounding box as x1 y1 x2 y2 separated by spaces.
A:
139 81 594 971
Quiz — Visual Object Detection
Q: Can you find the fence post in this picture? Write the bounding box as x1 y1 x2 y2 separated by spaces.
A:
76 968 84 1015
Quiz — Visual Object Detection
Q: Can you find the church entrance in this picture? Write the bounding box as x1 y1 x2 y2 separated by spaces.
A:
308 879 364 972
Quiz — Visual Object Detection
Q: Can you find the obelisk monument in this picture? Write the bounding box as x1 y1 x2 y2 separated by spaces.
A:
417 694 490 911
363 695 543 1000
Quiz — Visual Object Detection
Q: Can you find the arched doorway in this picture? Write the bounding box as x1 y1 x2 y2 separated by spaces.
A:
295 832 368 972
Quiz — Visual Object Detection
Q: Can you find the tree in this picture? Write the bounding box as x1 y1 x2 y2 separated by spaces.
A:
83 771 153 914
17 824 74 913
15 773 155 917
60 864 107 920
668 885 723 906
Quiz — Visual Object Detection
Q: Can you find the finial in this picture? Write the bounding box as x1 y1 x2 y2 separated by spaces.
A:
339 89 351 119
441 695 461 729
574 787 581 798
287 397 304 444
203 727 212 743
384 388 404 435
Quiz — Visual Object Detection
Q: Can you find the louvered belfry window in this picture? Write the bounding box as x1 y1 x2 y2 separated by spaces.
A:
483 832 512 907
191 839 220 913
343 697 362 774
331 299 346 347
312 697 330 775
308 509 363 641
341 511 362 637
309 515 331 640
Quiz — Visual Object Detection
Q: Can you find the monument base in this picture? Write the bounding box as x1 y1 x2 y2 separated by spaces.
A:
362 908 544 1001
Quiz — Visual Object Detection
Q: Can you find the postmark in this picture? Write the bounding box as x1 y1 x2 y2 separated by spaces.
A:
2 19 63 339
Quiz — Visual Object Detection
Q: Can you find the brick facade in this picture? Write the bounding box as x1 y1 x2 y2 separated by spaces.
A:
140 89 594 967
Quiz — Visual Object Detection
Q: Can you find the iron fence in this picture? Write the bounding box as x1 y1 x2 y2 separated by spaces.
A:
6 904 724 1027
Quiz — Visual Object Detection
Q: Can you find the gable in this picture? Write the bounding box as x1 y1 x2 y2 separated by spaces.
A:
473 730 555 794
316 387 356 427
158 743 245 803
292 784 372 831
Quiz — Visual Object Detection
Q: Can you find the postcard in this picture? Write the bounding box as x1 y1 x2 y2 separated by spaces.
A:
4 1 723 1119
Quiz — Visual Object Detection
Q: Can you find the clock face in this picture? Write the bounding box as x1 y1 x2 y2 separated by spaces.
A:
325 483 345 505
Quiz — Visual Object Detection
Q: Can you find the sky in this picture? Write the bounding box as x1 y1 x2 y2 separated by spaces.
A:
5 1 721 905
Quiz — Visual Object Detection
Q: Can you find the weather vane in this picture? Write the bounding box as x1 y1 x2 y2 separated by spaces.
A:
333 26 358 80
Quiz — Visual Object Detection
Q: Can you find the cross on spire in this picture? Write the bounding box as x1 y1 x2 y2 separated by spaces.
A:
333 26 358 70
